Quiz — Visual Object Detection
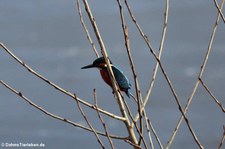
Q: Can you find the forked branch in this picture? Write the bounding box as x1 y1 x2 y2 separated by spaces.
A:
0 80 126 140
0 43 125 122
166 0 225 147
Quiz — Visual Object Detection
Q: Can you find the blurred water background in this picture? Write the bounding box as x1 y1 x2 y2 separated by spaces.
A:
0 0 224 148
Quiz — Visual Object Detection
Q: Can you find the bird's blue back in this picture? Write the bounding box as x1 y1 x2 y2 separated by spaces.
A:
111 66 131 90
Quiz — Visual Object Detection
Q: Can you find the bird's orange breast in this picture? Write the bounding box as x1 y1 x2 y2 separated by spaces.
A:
99 68 129 94
100 69 112 88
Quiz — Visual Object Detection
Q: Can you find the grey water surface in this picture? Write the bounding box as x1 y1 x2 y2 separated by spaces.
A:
0 0 224 148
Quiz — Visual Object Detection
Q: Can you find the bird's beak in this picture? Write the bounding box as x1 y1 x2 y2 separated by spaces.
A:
81 64 95 69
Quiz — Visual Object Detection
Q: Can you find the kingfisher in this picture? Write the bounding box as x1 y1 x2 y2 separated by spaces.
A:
81 57 131 98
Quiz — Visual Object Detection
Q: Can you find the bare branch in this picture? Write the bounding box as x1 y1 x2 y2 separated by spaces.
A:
76 0 99 58
123 1 203 147
213 0 225 23
124 140 142 149
142 110 154 149
218 126 225 149
80 0 124 109
199 78 225 113
131 94 155 149
166 0 225 147
115 0 144 147
158 58 203 149
124 0 156 57
124 1 166 148
143 0 169 110
1 0 223 148
80 0 138 145
116 0 142 115
75 93 105 149
121 94 148 149
0 80 126 140
0 43 125 122
94 89 115 149
147 118 163 149
125 0 168 124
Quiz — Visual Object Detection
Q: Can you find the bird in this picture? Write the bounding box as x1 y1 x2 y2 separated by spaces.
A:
81 57 131 98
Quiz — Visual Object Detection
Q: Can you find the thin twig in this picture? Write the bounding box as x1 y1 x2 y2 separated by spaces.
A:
0 43 125 122
213 0 225 23
199 78 225 113
0 80 126 140
147 118 163 149
125 0 168 123
121 93 148 149
124 140 142 149
124 1 166 148
75 93 105 149
143 0 169 111
123 1 203 148
142 110 154 149
159 61 203 148
166 0 225 147
130 93 138 103
76 0 99 58
218 126 225 149
116 0 143 146
131 94 155 149
93 89 115 149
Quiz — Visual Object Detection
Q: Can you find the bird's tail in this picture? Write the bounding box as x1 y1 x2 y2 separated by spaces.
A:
125 89 131 98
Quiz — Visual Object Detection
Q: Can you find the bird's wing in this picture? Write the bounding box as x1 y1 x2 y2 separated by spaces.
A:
112 66 131 89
